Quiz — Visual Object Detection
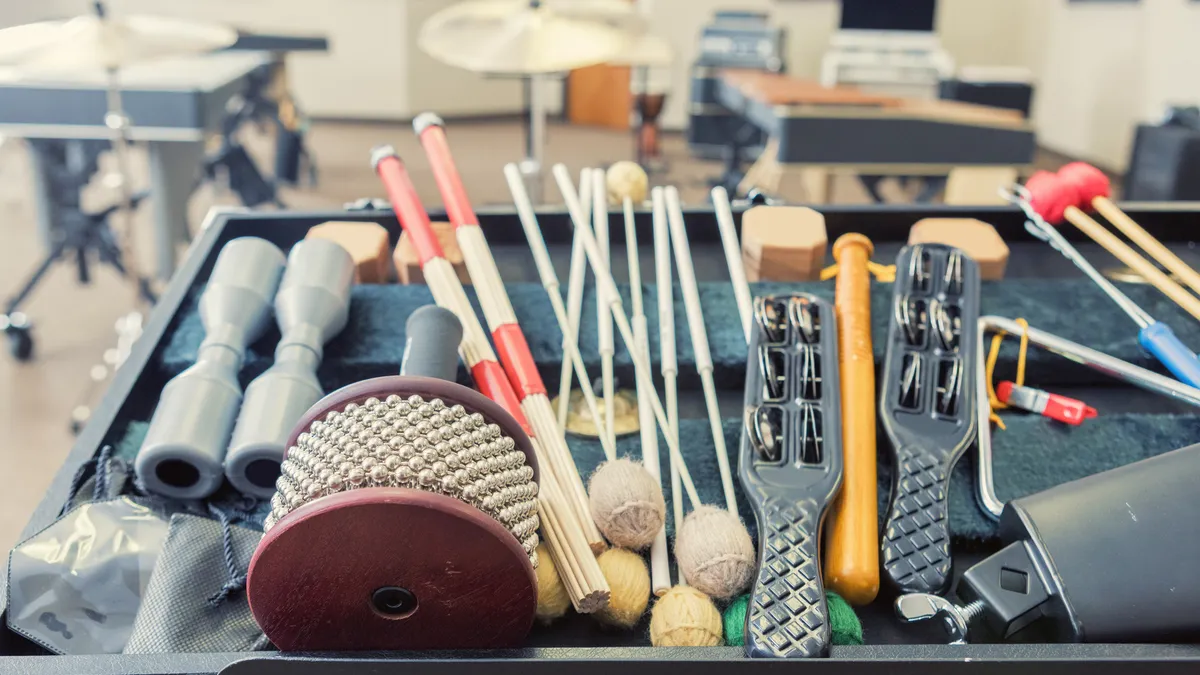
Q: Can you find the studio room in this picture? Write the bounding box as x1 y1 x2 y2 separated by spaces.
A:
1 0 1199 671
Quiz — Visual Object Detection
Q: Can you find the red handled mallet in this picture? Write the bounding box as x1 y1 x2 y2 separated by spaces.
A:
371 145 610 613
412 113 613 553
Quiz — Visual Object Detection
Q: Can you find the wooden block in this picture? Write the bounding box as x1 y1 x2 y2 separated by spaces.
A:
740 206 828 281
394 221 471 285
306 221 392 283
909 218 1010 280
944 166 1020 205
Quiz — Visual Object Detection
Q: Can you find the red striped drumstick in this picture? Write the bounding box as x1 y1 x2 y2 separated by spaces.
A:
413 113 608 552
371 146 609 612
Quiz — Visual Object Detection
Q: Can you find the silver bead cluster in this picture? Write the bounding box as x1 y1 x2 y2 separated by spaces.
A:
266 394 540 565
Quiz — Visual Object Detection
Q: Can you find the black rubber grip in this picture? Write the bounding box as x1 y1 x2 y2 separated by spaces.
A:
746 497 830 658
881 445 954 594
401 306 463 382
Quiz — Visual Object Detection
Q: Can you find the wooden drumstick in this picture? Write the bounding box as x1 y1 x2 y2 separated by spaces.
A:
822 234 880 606
1059 162 1200 299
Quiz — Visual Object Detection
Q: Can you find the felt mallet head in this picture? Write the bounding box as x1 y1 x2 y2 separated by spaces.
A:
1024 170 1079 225
1057 162 1111 208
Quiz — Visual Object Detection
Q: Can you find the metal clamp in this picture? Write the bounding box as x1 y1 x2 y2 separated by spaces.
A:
974 315 1200 519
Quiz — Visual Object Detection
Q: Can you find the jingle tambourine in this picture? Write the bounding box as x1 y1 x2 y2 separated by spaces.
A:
247 306 541 651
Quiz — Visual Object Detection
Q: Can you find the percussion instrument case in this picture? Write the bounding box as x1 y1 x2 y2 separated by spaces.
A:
3 203 1200 674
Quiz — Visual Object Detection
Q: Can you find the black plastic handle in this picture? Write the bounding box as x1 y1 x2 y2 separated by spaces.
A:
745 497 830 658
881 445 954 594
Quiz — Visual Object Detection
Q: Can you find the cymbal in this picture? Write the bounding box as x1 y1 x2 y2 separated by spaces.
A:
0 15 237 72
419 0 640 75
607 32 673 67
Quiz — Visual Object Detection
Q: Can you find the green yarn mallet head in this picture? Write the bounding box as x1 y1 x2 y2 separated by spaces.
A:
723 592 863 647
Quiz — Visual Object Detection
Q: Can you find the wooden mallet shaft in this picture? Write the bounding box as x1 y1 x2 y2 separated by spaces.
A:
1059 161 1200 299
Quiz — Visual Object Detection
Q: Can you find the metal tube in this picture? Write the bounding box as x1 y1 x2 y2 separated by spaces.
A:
974 315 1200 519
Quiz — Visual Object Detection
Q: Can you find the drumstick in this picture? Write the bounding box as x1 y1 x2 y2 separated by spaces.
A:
652 187 685 586
712 186 753 342
551 164 703 511
414 117 607 552
594 170 617 450
622 196 670 596
822 234 880 606
557 170 593 429
663 186 738 513
371 146 608 612
1059 162 1200 299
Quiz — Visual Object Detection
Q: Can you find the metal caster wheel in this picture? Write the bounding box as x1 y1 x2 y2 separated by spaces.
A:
2 313 34 361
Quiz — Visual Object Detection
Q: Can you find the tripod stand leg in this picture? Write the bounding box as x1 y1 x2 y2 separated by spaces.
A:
5 239 68 315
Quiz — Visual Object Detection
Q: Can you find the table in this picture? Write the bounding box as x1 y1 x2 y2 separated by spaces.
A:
714 70 1036 203
0 51 274 280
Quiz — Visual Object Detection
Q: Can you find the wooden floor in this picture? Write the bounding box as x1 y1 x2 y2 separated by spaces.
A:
0 118 1060 552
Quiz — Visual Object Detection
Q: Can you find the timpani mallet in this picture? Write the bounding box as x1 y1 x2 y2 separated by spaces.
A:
1058 161 1200 298
1024 170 1200 323
1004 176 1200 388
621 195 671 595
556 169 594 430
652 187 686 587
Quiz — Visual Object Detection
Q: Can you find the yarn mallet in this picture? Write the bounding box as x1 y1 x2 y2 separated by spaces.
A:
1012 173 1200 387
605 160 649 205
621 193 671 588
595 548 652 629
373 147 610 614
663 185 756 602
226 237 355 499
551 164 756 603
136 237 285 499
247 305 541 650
1025 170 1200 323
723 592 864 648
505 162 666 552
649 585 723 647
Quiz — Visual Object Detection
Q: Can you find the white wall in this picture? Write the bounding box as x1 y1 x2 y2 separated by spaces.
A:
1021 0 1147 170
13 0 1200 172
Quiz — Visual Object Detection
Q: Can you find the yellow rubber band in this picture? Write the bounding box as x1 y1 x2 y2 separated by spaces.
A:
985 318 1030 431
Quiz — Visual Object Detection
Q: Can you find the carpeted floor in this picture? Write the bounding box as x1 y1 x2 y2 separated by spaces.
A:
0 118 1065 552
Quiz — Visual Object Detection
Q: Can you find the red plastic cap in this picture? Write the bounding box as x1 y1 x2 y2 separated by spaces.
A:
996 380 1014 402
1057 162 1111 207
1024 170 1078 225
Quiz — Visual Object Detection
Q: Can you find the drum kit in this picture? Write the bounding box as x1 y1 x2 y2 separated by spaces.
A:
0 3 235 432
0 3 237 359
419 0 673 201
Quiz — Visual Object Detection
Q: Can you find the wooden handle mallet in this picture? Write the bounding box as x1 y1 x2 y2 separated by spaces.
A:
1025 170 1200 323
1058 161 1200 298
822 233 880 606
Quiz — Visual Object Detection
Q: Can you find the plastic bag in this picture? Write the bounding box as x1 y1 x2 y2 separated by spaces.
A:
6 497 168 654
